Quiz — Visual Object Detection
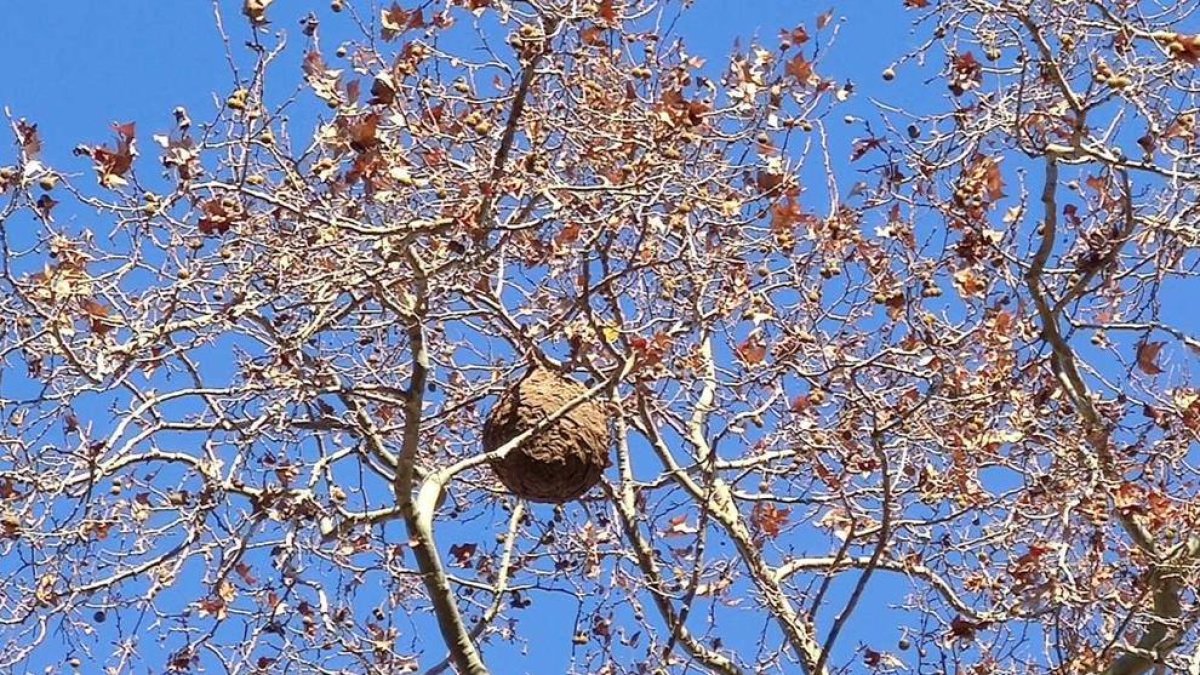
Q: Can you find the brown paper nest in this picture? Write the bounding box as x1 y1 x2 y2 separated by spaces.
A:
483 368 612 503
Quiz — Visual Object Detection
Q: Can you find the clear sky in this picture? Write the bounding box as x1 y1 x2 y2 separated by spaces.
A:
0 2 920 168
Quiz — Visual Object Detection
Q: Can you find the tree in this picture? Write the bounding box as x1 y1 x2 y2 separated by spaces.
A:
1 0 1199 672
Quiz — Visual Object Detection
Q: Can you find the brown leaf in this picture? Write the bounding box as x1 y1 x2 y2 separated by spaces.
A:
460 0 492 12
35 194 58 220
736 338 767 365
790 395 812 413
234 562 258 585
952 267 987 298
779 25 809 47
752 503 790 538
850 137 883 162
198 197 244 236
303 51 343 107
1114 482 1145 513
81 299 113 334
630 333 670 367
554 222 582 247
786 54 814 84
1164 112 1196 140
449 542 477 567
154 133 200 180
949 616 986 642
343 112 380 152
381 4 424 41
949 52 983 96
1136 340 1166 375
980 158 1005 201
1158 33 1200 64
756 170 784 192
370 71 397 105
581 25 607 47
90 122 137 188
15 119 41 159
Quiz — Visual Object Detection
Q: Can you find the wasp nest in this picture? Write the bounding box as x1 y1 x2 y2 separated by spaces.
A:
483 368 612 503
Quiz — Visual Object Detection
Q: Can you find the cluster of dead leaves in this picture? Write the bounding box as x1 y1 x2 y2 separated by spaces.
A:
1 121 41 191
381 3 424 41
770 192 810 251
954 154 1005 211
16 119 42 160
629 332 671 370
198 196 246 236
1156 32 1200 64
751 502 790 539
736 333 768 366
948 52 983 97
76 122 137 188
154 132 200 181
656 88 710 129
303 51 346 108
1114 482 1178 533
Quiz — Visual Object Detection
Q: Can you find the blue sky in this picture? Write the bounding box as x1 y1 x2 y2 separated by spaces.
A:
1 2 919 168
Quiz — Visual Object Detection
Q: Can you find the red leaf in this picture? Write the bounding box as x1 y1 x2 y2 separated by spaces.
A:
198 197 244 236
1136 340 1165 375
598 0 618 25
736 338 767 365
752 503 790 538
850 137 883 162
449 542 477 567
630 333 669 367
554 222 582 247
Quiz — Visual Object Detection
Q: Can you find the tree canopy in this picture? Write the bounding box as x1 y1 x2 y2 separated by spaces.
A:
2 1 1200 673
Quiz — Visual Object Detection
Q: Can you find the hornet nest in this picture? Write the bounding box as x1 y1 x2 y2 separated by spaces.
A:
483 367 612 503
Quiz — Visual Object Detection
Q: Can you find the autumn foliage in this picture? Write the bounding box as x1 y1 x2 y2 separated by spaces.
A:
2 1 1200 674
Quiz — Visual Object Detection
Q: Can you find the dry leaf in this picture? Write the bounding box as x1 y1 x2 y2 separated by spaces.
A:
1137 340 1166 375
